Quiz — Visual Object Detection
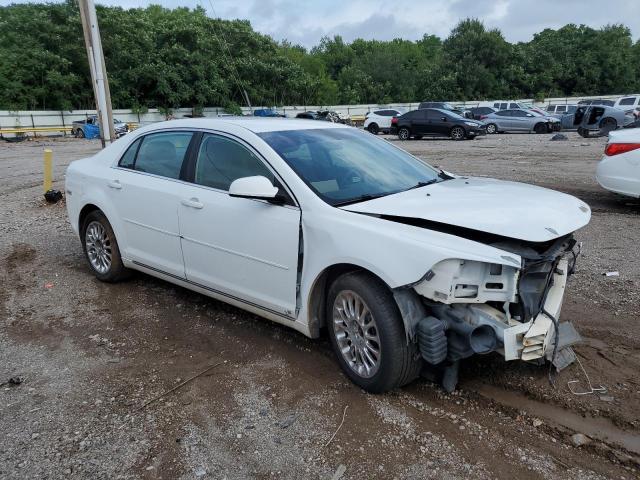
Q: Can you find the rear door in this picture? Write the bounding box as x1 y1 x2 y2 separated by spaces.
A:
411 109 430 134
177 132 301 317
109 131 196 278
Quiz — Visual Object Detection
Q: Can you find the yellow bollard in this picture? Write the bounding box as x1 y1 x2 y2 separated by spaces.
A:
43 149 53 193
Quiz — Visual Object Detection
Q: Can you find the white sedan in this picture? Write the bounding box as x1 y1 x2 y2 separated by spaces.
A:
65 118 590 392
596 128 640 198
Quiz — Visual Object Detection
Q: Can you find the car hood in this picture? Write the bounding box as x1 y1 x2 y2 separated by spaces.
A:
341 177 591 243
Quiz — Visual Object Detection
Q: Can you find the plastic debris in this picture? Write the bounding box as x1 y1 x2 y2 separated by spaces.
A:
44 189 63 203
604 271 619 277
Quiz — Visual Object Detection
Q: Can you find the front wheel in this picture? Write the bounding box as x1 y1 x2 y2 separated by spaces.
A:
398 127 410 140
75 128 85 138
534 123 547 134
326 272 421 393
450 126 466 140
81 210 131 282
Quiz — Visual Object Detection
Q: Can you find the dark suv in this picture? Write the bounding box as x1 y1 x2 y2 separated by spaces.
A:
390 108 486 140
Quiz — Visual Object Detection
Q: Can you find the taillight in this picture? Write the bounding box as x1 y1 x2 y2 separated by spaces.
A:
391 117 398 124
605 143 640 156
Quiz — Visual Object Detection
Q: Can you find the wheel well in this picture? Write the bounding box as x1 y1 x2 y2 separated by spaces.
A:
78 204 101 233
306 263 388 338
368 122 378 129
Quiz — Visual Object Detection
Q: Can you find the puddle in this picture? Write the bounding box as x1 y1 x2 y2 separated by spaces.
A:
475 384 640 456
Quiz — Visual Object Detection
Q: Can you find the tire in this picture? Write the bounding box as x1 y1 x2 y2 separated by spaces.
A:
398 127 410 140
367 123 379 135
75 128 85 138
81 210 131 282
534 123 547 134
326 271 421 393
600 117 617 134
450 126 465 140
485 123 497 134
577 127 590 138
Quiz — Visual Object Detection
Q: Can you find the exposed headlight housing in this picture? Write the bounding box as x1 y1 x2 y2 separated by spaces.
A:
413 259 519 304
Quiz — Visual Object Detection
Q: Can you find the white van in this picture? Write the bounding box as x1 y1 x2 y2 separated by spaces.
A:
614 95 640 111
478 100 533 110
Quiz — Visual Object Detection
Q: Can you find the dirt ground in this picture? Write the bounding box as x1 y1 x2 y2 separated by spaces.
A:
0 131 639 480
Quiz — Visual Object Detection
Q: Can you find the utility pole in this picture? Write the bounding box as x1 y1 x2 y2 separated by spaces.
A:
78 0 115 147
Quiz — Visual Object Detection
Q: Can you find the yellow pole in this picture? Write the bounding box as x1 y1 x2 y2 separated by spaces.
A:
43 149 53 192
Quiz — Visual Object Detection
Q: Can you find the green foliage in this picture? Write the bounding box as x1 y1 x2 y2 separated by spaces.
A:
0 4 638 110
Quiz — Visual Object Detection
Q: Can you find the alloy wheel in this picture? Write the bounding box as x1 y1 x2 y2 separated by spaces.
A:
85 221 112 274
451 127 465 140
332 290 381 378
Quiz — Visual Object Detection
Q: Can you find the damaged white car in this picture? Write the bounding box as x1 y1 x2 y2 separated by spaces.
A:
65 118 590 392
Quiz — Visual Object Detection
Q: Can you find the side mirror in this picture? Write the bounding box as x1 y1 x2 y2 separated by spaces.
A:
228 176 278 201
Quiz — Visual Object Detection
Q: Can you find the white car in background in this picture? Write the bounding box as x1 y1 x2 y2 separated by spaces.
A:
596 128 640 198
364 108 404 134
65 118 590 393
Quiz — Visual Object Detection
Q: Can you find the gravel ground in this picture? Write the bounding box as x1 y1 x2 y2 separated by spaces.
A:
0 131 639 480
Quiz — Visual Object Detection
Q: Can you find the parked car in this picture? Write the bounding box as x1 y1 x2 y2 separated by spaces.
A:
466 106 497 120
596 128 640 198
481 109 554 134
65 117 589 392
391 108 486 140
418 101 465 116
72 116 128 138
297 110 346 123
573 105 635 138
253 108 285 118
478 101 533 110
364 109 404 134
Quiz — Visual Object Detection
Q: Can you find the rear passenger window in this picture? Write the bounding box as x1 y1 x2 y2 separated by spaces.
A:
557 106 566 113
133 132 193 179
619 97 636 106
194 134 274 191
118 138 141 169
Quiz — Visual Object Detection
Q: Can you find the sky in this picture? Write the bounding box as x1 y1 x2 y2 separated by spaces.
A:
2 0 639 47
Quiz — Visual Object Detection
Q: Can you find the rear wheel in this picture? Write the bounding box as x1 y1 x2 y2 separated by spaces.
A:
367 123 379 135
534 123 547 134
600 117 617 134
81 210 131 282
450 126 465 140
326 272 421 393
485 123 497 134
398 127 410 140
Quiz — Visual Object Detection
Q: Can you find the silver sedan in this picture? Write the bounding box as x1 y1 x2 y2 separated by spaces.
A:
482 109 553 134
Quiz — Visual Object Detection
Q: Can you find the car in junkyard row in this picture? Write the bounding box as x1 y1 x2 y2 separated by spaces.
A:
572 105 636 137
481 109 559 134
391 108 486 140
65 118 590 393
72 115 129 138
596 128 640 198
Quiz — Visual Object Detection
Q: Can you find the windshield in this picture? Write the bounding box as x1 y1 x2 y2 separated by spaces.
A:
259 128 441 206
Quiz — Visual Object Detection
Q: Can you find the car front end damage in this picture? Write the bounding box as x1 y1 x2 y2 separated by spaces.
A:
395 235 582 391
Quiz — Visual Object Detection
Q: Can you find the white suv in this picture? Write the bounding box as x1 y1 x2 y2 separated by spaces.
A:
364 109 403 134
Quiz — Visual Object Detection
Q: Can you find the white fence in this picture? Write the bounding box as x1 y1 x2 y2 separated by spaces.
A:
0 94 626 137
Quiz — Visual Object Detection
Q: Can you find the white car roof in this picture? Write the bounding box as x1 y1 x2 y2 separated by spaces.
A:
141 117 348 134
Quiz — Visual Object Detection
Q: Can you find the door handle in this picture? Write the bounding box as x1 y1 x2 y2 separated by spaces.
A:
181 198 204 209
108 180 122 190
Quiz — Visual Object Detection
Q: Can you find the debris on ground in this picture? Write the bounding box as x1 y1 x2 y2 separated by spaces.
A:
44 189 63 203
550 133 568 141
604 271 620 277
0 376 23 387
571 433 592 447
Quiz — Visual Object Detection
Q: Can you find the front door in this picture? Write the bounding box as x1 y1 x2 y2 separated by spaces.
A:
178 133 301 317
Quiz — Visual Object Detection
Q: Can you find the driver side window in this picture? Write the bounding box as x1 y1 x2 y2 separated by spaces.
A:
194 134 275 191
